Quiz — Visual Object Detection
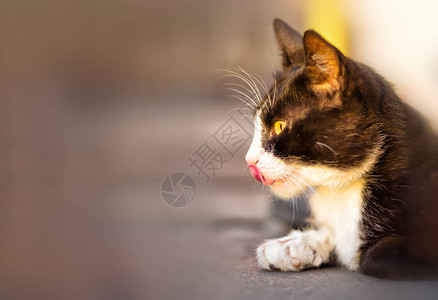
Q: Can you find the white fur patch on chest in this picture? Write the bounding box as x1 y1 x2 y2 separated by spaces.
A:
310 180 365 270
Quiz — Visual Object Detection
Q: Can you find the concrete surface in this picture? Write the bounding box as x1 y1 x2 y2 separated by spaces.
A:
2 93 437 299
144 95 438 300
145 178 438 300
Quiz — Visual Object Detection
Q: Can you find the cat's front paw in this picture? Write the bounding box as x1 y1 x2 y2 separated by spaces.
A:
256 231 330 272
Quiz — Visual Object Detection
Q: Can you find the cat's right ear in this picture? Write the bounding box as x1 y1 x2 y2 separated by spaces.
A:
273 19 305 68
302 30 345 97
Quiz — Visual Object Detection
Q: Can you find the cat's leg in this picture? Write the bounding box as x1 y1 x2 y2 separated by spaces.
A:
257 227 334 271
360 236 436 279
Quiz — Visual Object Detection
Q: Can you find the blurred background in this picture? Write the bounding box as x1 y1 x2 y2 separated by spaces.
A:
1 0 438 299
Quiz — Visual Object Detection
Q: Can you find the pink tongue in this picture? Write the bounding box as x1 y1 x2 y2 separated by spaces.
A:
248 165 274 186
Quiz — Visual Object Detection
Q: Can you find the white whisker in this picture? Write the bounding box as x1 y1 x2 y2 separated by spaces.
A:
224 82 260 104
265 50 278 110
236 66 270 105
316 142 338 157
221 70 262 105
228 95 257 110
227 87 259 108
280 169 323 211
234 67 265 105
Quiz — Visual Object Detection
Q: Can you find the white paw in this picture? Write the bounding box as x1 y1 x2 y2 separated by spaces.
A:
256 231 331 272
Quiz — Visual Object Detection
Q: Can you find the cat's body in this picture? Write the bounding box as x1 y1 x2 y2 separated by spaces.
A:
245 19 438 279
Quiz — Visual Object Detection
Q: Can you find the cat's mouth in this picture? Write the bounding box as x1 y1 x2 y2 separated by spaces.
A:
248 164 275 186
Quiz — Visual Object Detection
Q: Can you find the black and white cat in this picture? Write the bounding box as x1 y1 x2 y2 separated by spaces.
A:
245 19 438 279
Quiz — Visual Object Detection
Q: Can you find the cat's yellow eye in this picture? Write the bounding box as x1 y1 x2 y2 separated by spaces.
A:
274 121 287 135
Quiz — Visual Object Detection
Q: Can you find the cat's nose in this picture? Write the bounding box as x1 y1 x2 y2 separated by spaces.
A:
248 164 274 186
245 150 260 165
246 136 264 165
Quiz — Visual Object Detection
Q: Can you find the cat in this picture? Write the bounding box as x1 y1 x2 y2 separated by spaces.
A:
245 18 438 279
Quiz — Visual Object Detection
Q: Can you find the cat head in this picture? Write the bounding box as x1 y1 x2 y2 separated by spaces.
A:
245 19 384 199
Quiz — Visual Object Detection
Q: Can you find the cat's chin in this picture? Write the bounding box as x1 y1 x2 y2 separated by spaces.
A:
269 180 307 200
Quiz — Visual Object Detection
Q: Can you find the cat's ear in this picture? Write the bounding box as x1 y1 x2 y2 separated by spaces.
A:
273 18 305 68
303 30 344 95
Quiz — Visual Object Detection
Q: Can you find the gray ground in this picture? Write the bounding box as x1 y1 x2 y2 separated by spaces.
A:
3 2 438 299
146 177 438 300
143 95 438 300
2 93 437 300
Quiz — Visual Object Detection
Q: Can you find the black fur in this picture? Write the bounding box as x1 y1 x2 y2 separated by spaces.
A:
257 19 438 279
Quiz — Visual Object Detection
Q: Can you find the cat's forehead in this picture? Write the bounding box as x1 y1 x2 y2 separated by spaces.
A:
258 67 311 125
